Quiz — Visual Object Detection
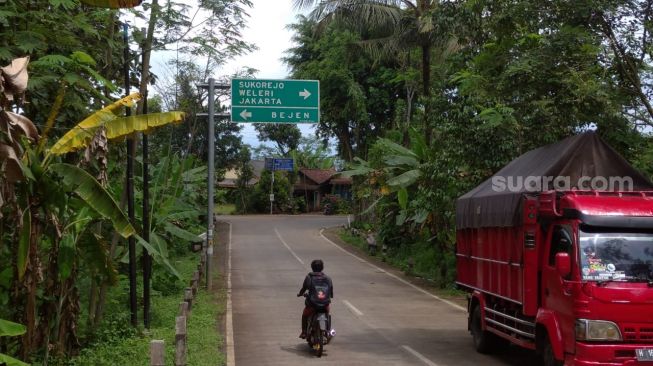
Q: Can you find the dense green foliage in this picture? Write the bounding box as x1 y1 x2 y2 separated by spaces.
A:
285 16 402 161
0 0 254 363
288 0 653 288
68 252 224 366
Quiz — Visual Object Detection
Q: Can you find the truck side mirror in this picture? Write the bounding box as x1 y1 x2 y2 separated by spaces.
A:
555 252 571 278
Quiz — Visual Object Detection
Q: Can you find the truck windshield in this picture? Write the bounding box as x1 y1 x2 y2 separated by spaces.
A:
579 229 653 282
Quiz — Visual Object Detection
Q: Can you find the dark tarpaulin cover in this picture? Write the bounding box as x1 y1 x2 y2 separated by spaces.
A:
456 132 653 229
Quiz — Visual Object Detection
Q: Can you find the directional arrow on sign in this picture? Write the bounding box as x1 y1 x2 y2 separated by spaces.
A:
299 89 311 100
240 109 252 120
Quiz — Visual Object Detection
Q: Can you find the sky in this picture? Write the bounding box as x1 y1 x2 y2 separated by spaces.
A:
151 0 314 148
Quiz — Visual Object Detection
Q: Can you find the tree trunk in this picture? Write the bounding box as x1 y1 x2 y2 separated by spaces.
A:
338 126 354 162
137 0 159 114
93 186 127 326
403 85 415 147
421 43 432 146
22 205 42 360
600 16 653 125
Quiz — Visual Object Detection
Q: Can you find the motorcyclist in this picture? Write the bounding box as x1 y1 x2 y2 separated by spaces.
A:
297 259 333 339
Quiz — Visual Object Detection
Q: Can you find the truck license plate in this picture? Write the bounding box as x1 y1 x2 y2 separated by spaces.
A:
636 348 653 361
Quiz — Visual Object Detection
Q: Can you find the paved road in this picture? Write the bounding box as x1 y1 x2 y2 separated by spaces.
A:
225 215 536 366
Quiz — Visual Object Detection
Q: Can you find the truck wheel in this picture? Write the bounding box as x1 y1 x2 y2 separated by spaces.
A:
470 305 495 354
541 336 562 366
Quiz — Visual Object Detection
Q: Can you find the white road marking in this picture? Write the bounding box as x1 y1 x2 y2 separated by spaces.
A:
342 299 364 316
275 228 305 266
319 229 466 312
226 222 235 366
402 345 440 366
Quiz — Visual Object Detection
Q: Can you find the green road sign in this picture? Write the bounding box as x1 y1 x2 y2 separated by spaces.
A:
231 78 319 123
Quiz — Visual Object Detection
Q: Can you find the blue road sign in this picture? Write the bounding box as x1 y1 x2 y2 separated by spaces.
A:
265 158 294 171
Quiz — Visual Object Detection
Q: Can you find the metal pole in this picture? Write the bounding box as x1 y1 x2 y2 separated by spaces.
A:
142 94 151 329
123 22 138 327
206 77 215 290
270 170 274 215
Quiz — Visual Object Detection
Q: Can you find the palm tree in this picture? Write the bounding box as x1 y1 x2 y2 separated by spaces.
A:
294 0 453 146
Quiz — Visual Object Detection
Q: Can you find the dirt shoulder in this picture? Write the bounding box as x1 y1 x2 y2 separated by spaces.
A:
322 226 468 310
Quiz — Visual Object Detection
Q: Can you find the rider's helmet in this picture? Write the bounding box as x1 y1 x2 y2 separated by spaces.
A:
311 259 324 272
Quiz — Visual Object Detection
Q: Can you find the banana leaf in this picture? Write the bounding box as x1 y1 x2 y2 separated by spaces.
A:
135 235 180 279
49 93 141 154
397 187 408 210
386 169 422 187
149 232 169 259
340 157 375 177
58 234 76 280
376 138 418 158
80 0 143 8
49 163 135 238
164 222 202 242
0 318 25 337
0 354 29 366
0 144 24 183
384 154 418 167
104 112 185 140
0 319 27 366
1 57 29 101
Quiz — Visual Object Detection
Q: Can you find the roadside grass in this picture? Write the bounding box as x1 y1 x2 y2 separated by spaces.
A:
339 230 368 251
216 204 236 215
68 253 225 366
337 228 463 295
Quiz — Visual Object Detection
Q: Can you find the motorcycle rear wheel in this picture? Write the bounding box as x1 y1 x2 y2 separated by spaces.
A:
315 329 324 357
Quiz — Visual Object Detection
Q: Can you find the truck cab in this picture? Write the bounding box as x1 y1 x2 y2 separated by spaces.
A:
541 191 653 365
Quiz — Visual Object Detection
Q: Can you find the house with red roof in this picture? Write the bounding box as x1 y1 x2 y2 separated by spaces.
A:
294 168 352 211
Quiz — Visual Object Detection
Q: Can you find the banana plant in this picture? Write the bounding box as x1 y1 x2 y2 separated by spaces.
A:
0 57 185 358
341 130 430 226
143 150 204 262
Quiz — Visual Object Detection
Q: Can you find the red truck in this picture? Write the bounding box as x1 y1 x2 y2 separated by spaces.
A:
456 133 653 366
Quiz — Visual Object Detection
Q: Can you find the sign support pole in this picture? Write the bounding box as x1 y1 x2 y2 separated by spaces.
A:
270 170 274 215
197 80 230 291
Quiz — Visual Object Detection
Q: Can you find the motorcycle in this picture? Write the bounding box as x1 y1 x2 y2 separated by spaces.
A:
302 294 335 357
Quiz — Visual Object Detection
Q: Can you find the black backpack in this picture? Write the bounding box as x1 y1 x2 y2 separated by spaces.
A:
309 274 331 308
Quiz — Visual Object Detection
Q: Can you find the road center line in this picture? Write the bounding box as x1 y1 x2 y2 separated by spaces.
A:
401 345 440 366
342 299 364 316
275 228 305 266
319 229 466 312
226 222 235 366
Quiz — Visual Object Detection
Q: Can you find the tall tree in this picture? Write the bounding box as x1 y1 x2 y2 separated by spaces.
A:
587 0 653 126
285 16 400 161
294 0 458 145
253 124 301 155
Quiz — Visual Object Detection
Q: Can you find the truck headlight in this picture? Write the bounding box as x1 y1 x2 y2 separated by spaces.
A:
575 319 622 341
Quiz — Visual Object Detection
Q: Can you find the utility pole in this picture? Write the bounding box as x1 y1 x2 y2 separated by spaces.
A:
206 78 215 290
198 79 230 290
